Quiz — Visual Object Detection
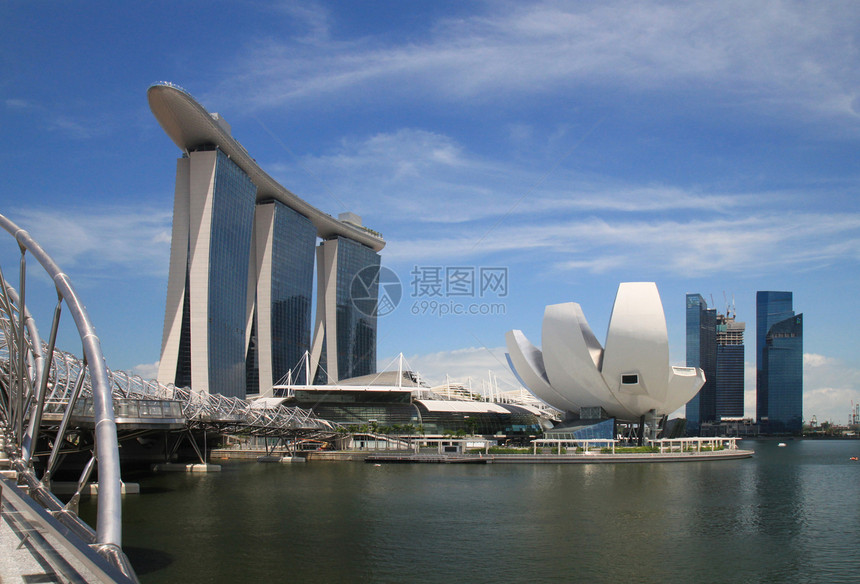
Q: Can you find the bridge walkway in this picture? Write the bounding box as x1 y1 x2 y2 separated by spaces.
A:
1 433 136 583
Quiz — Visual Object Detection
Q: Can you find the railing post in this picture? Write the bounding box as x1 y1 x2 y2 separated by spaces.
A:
22 293 62 463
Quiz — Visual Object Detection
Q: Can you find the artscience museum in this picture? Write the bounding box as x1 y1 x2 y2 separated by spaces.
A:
506 282 705 438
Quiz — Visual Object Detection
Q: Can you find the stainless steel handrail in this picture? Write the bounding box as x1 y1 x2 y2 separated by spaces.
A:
1 476 136 584
0 213 123 551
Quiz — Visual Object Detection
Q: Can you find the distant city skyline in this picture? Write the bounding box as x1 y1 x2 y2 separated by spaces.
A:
1 1 859 424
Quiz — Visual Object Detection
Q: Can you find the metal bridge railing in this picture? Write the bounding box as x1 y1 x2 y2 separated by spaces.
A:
0 212 135 581
32 346 339 437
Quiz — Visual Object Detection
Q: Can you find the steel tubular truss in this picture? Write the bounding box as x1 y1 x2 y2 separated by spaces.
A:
0 212 136 581
35 349 339 438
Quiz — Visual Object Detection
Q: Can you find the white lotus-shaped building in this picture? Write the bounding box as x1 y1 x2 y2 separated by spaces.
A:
506 282 704 422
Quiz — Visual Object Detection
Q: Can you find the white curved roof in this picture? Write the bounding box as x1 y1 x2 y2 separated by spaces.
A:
147 82 385 252
416 400 512 414
506 282 705 420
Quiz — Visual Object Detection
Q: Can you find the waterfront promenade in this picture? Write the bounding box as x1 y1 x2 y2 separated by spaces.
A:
211 435 753 464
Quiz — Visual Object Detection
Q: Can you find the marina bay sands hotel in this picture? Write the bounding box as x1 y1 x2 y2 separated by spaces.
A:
148 83 385 399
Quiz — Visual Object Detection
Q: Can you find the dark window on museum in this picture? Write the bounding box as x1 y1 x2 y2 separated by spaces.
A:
621 374 638 384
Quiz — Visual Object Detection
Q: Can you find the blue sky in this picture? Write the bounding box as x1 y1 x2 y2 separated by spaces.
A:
2 1 859 423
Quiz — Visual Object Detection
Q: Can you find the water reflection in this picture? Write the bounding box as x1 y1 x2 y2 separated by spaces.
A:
82 440 860 584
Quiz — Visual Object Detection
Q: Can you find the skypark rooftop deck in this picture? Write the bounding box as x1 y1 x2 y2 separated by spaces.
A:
148 82 385 251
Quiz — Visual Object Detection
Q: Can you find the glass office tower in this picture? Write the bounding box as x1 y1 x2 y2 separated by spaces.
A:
270 204 316 384
715 313 745 419
756 291 803 434
685 294 716 434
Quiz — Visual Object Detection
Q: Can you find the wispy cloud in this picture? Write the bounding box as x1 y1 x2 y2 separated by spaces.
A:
5 98 34 110
382 212 860 277
271 127 770 225
214 1 860 123
256 118 859 283
4 97 114 140
131 361 160 380
9 206 172 280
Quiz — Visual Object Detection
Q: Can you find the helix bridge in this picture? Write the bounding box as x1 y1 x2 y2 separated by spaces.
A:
0 213 337 582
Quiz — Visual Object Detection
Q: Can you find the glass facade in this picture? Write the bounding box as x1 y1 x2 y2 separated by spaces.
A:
756 291 801 433
245 307 260 394
175 267 193 388
716 344 744 418
546 418 615 441
715 312 745 420
413 403 542 436
247 201 317 387
685 294 716 433
206 149 256 398
286 392 543 436
332 237 380 380
762 313 803 434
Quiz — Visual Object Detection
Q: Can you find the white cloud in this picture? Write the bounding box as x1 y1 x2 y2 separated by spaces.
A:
215 1 860 123
10 206 172 280
5 98 33 109
804 353 839 368
382 212 860 278
744 361 759 420
803 353 860 424
279 128 765 225
131 361 160 380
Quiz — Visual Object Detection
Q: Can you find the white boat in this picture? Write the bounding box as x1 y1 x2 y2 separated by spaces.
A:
778 442 787 447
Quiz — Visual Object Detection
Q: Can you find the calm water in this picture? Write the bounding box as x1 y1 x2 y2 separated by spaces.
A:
84 440 860 583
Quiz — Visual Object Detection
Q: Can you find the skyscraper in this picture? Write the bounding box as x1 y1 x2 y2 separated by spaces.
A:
685 294 716 434
311 235 380 383
149 83 385 398
247 201 317 390
756 291 803 434
158 148 257 398
686 294 745 434
715 312 745 419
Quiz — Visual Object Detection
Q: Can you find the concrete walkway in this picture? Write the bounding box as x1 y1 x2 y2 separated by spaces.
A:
0 500 58 583
0 450 57 584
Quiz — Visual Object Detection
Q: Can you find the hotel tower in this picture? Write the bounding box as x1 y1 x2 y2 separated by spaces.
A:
148 83 384 399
